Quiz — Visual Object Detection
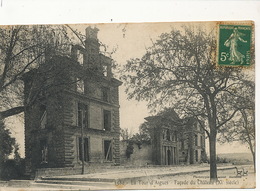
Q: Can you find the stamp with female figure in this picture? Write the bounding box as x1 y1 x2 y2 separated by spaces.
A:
218 24 252 66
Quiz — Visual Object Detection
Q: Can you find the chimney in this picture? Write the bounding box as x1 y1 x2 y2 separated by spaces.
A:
85 26 99 40
85 26 100 68
85 27 100 53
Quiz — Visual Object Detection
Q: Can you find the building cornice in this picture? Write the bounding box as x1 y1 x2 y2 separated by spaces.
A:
64 89 120 108
64 125 120 136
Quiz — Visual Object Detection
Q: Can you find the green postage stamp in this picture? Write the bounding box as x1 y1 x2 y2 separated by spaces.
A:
218 24 252 66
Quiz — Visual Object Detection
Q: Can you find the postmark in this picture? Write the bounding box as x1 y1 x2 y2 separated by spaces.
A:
218 24 252 66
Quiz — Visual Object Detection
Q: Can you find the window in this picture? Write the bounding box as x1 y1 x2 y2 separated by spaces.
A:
77 78 84 93
40 111 47 129
77 103 88 128
77 50 84 66
195 134 198 146
162 130 165 140
102 87 110 102
104 140 112 161
195 150 198 162
78 137 89 162
172 131 177 142
40 139 48 164
39 104 47 129
103 110 111 131
181 140 185 150
166 129 171 141
200 135 203 147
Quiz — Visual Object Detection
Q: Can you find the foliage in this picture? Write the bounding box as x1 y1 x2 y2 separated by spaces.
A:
14 143 22 163
122 122 151 158
0 159 26 180
216 156 230 164
121 25 253 181
0 119 25 180
130 122 151 148
0 119 15 161
125 140 134 159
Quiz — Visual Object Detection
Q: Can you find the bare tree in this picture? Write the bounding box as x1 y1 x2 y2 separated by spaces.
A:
239 109 255 172
121 25 253 182
0 25 119 121
0 25 72 120
218 80 255 172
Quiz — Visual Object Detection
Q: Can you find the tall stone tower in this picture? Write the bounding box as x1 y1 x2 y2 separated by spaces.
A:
23 27 122 176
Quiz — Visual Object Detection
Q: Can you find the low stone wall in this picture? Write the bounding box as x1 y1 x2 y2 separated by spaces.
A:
35 167 82 178
35 163 118 178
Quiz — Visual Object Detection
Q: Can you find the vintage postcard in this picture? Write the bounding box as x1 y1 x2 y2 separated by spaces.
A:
0 21 255 190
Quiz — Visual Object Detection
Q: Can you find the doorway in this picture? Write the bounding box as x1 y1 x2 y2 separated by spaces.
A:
167 149 171 165
78 137 89 162
104 140 112 161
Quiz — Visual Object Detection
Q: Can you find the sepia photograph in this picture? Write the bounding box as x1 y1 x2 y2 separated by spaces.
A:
0 1 258 191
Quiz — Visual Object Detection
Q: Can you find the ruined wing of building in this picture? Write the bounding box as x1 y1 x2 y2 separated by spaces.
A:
23 27 122 177
144 108 206 166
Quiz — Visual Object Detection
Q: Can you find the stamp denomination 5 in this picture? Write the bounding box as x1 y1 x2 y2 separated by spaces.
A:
218 24 252 66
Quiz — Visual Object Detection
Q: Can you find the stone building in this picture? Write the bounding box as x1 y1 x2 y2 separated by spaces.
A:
23 27 122 176
178 117 207 165
145 109 206 165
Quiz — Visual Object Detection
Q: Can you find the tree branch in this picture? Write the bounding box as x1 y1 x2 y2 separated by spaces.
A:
1 28 18 88
0 106 24 119
10 44 39 60
216 109 239 129
65 24 85 47
1 52 44 92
